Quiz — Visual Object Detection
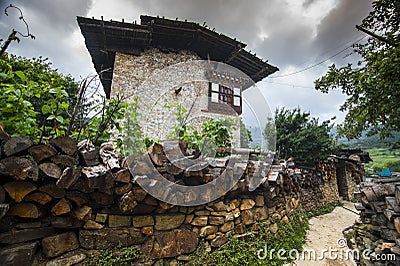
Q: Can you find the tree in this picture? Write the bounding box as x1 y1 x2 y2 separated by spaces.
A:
264 107 337 166
240 118 253 148
315 0 400 144
0 53 128 147
0 53 78 138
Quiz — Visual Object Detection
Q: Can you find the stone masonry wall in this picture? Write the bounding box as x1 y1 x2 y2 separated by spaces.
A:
112 48 241 145
0 136 350 265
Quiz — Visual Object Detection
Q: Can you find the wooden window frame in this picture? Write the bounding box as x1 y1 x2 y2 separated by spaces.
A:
208 82 242 114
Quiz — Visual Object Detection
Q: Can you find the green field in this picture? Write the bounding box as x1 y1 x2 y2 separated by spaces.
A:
364 148 400 175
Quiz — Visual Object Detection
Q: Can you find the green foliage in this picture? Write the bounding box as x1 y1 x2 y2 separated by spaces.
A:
305 201 343 219
72 94 127 146
166 101 236 154
118 97 145 156
240 118 253 148
264 107 337 165
315 0 400 145
364 147 400 174
201 118 235 149
85 245 143 266
340 131 400 149
0 53 77 139
0 53 130 147
187 210 309 266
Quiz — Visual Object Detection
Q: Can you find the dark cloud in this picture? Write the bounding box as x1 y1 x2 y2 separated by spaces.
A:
312 0 373 66
0 0 94 78
302 0 317 9
0 0 375 122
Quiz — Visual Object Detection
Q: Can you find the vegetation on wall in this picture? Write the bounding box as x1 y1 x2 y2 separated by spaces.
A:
186 210 309 266
264 107 338 165
166 101 237 156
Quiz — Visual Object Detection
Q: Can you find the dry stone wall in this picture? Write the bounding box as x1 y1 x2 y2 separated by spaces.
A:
0 135 351 265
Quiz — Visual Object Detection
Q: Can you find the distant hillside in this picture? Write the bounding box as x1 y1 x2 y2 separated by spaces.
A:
334 129 400 174
336 130 400 149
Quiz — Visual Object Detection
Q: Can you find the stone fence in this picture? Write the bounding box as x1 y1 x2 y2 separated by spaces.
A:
0 135 358 265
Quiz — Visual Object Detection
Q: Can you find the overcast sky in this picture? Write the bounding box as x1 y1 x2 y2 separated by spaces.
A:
0 0 373 124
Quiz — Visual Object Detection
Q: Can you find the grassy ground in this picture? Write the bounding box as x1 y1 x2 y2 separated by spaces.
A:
364 148 400 174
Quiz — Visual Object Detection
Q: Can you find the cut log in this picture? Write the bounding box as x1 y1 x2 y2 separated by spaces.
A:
51 198 71 216
148 143 164 166
99 171 115 195
3 181 37 202
77 139 98 166
396 186 400 205
0 186 5 203
3 136 34 156
115 168 131 183
38 183 65 198
362 187 377 202
90 192 114 205
39 163 62 179
82 165 107 179
120 191 138 213
0 132 9 142
25 192 53 205
131 159 154 176
56 166 82 189
133 187 147 201
66 191 88 207
163 140 187 160
115 183 133 195
99 142 121 170
7 203 40 218
28 144 58 162
384 209 400 221
0 204 9 219
373 184 396 200
386 197 400 213
0 157 39 181
50 136 77 155
164 162 184 175
395 217 400 235
50 155 78 167
74 205 92 221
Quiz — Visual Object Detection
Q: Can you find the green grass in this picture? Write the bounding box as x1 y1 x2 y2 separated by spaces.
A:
305 202 343 219
365 148 400 174
184 210 309 266
84 245 143 266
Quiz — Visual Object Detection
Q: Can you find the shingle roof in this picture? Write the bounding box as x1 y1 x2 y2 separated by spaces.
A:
77 15 279 98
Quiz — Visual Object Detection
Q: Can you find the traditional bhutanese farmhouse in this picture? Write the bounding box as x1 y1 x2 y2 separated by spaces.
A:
77 15 278 144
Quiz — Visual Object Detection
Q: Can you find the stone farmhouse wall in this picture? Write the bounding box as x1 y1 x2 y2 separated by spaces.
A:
111 48 241 145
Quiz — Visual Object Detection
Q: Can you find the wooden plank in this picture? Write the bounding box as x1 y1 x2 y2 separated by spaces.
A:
385 196 400 213
396 185 400 205
354 203 366 211
370 201 385 213
384 209 400 222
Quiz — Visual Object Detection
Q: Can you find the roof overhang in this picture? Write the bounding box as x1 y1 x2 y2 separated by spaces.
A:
77 15 279 98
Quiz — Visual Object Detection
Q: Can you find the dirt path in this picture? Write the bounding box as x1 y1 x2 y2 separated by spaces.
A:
293 201 360 266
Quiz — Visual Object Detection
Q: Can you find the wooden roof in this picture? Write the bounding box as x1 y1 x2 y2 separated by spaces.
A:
77 15 279 98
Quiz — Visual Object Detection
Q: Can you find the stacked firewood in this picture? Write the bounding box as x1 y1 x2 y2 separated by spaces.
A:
0 135 347 264
351 179 400 265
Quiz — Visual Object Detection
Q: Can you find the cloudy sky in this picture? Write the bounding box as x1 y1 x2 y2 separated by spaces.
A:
0 0 373 124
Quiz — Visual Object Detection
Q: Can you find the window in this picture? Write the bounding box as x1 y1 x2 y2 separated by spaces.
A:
209 82 242 114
